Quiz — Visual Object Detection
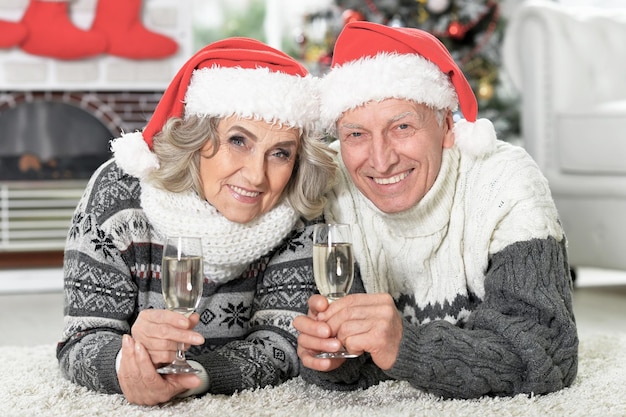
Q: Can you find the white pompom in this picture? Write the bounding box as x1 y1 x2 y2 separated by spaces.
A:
110 132 160 179
453 118 497 157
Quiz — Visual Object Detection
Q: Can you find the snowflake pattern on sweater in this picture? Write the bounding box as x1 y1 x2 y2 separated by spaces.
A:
57 160 318 395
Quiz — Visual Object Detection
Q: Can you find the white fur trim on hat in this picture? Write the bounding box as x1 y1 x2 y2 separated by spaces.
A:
185 66 319 132
319 53 458 132
110 131 160 179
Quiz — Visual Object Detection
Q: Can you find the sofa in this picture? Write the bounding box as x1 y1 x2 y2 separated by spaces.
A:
502 0 626 273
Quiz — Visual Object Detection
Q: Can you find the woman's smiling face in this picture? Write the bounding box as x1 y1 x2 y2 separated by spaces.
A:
199 116 300 224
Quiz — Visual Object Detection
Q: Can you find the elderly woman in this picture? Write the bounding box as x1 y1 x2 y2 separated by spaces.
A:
56 38 336 405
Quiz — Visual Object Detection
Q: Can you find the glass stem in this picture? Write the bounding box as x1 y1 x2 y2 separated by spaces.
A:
175 342 186 363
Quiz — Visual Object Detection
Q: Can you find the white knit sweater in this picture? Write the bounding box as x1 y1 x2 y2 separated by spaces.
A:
306 140 577 399
326 140 563 316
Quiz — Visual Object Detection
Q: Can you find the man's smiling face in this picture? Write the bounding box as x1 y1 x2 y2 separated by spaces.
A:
337 99 454 214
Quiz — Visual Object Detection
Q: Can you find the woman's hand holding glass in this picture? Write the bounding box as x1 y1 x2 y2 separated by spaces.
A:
157 236 205 374
129 308 204 366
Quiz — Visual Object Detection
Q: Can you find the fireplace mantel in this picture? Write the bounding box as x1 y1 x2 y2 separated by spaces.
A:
0 0 194 266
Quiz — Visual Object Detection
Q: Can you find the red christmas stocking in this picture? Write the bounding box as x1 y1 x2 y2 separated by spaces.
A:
0 20 28 49
19 0 107 60
91 0 178 60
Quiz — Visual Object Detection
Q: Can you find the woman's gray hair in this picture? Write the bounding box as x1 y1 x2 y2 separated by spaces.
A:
149 115 337 220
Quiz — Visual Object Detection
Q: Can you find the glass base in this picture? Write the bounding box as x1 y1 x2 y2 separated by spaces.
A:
315 351 360 359
157 363 200 374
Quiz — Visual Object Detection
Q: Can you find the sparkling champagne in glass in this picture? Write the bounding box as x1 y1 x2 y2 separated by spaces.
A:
157 236 204 374
312 223 359 359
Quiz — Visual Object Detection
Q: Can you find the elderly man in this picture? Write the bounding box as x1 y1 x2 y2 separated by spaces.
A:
294 21 578 399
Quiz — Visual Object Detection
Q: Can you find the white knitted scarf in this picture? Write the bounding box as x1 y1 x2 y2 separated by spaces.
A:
140 181 299 284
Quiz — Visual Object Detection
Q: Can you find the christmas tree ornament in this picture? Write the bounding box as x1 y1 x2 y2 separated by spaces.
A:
0 20 28 49
388 14 405 27
446 20 467 40
477 78 494 101
342 9 365 25
19 0 107 60
91 0 178 60
426 0 451 15
304 45 326 64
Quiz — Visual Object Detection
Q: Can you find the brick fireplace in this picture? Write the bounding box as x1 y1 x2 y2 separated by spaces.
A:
0 0 193 267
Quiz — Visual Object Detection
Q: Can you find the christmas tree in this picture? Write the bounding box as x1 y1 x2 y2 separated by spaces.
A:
295 0 519 140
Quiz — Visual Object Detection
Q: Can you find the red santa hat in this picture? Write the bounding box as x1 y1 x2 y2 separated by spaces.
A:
112 37 318 179
320 21 496 157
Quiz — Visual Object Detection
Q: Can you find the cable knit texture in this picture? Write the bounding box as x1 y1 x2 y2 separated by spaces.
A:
308 140 578 399
57 160 317 396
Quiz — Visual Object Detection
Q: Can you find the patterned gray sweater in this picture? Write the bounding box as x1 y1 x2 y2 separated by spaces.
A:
57 160 318 395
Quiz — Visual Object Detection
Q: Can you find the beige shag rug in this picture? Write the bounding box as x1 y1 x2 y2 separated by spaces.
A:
1 331 625 417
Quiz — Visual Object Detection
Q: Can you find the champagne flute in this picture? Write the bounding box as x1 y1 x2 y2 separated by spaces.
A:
157 236 204 374
312 223 359 359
